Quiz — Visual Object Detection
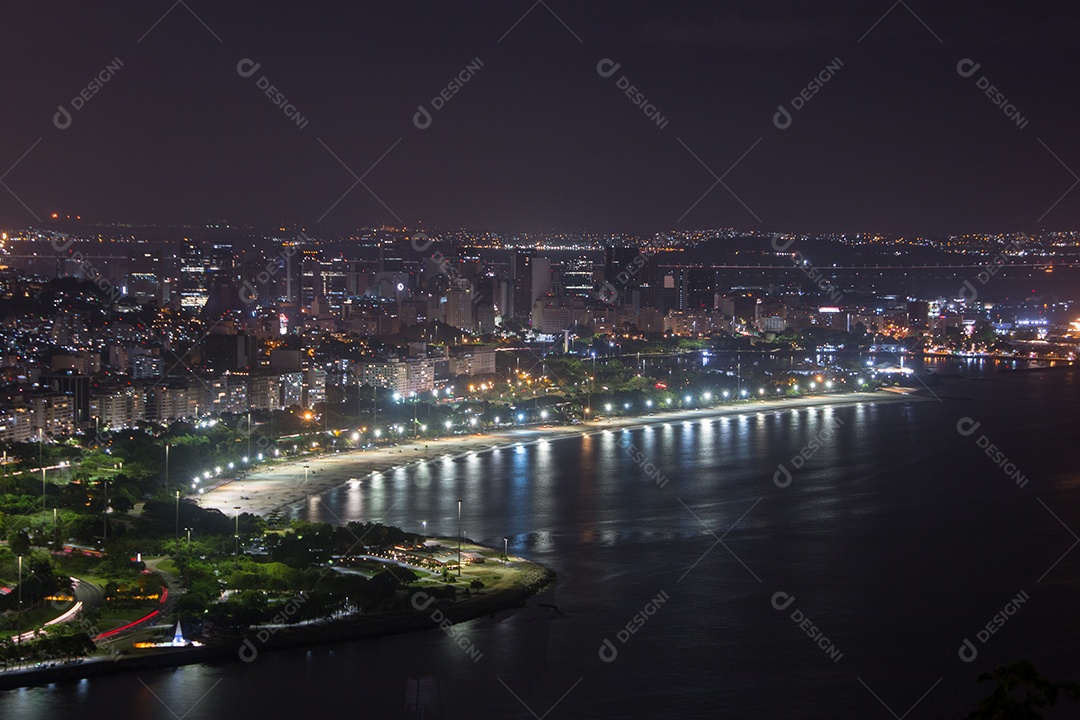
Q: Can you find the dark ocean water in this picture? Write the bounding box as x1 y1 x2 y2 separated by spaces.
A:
2 367 1078 719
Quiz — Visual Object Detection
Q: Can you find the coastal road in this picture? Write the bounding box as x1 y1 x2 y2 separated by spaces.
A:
199 391 923 518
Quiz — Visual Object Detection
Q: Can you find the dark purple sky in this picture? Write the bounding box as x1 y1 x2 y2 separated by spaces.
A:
1 1 1079 236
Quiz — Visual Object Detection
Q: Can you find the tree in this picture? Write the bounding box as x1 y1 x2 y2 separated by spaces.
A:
9 530 30 556
966 661 1080 719
389 567 419 586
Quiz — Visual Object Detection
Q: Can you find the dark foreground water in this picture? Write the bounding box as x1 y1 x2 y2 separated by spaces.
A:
3 367 1079 719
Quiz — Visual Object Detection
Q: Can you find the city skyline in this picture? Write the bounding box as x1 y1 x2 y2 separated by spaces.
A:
4 5 1080 717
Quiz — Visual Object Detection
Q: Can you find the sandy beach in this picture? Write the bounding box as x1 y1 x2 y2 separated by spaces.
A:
199 390 925 518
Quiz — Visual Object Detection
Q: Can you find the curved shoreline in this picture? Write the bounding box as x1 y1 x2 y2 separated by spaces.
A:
200 390 927 518
0 390 925 692
0 552 557 691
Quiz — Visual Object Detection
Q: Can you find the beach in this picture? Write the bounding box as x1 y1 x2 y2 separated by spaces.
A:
199 390 924 517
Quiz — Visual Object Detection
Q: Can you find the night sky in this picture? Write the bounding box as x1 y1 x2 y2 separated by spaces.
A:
2 1 1079 235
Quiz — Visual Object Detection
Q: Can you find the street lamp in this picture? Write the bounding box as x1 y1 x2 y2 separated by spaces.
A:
457 498 462 577
234 506 241 558
102 479 109 542
16 554 24 645
165 443 170 492
175 490 180 540
39 428 45 514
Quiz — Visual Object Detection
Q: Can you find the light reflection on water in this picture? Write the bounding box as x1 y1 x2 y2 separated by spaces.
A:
3 371 1080 719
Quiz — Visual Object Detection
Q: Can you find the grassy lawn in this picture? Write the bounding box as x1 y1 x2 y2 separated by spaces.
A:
93 603 161 632
155 559 179 575
53 557 112 589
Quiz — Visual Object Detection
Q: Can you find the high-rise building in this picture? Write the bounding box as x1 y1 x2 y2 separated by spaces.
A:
319 257 350 312
444 288 476 332
209 242 235 277
603 246 640 304
49 371 91 426
562 257 594 298
379 243 405 273
127 251 161 305
686 268 716 310
179 241 210 311
531 257 552 304
907 300 930 331
511 250 534 319
300 249 322 309
639 253 661 309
